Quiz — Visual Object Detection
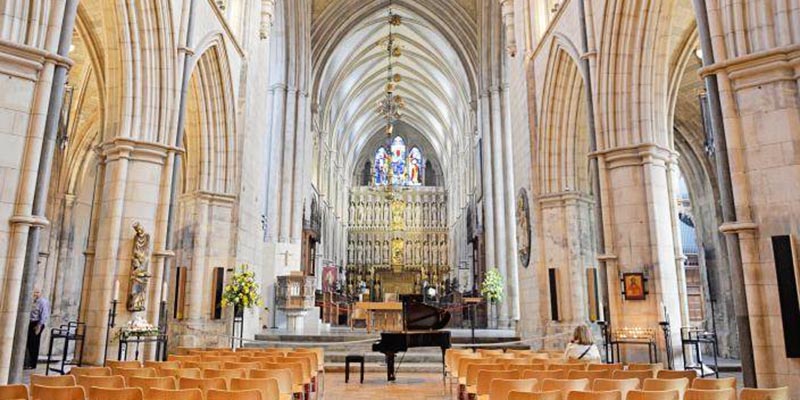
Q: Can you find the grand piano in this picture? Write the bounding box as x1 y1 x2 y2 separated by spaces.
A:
371 296 452 381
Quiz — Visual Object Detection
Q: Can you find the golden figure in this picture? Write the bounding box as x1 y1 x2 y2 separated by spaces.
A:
391 238 404 267
127 222 152 312
390 198 406 231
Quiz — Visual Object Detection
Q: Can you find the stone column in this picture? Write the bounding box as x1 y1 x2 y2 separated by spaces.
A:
489 88 510 326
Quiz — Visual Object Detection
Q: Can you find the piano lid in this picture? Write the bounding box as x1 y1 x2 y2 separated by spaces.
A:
402 298 450 331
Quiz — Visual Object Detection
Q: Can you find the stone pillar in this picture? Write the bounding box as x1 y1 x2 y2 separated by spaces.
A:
489 88 510 327
599 144 684 361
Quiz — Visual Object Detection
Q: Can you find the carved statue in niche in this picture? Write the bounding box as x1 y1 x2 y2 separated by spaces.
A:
347 242 354 264
391 238 404 267
516 189 532 268
127 222 152 312
366 240 372 264
349 203 354 224
390 199 405 231
384 240 390 264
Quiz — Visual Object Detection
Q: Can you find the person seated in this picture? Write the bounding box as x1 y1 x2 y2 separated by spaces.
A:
563 325 601 362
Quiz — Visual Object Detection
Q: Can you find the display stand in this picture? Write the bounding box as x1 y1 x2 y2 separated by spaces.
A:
117 334 167 361
231 305 244 350
102 300 118 366
681 327 720 377
45 321 85 375
659 321 674 370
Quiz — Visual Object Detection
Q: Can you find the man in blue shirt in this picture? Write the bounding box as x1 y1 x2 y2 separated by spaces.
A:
24 288 50 370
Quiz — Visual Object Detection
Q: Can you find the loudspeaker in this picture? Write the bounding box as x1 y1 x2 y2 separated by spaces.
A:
771 235 800 358
548 268 559 321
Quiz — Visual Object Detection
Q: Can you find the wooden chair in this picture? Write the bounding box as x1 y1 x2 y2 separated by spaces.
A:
223 362 262 371
204 368 247 383
548 363 588 373
478 349 505 356
452 355 482 384
488 379 538 400
249 369 293 400
157 367 202 379
126 376 177 394
540 378 590 400
107 361 141 371
465 363 505 395
520 370 567 389
656 369 697 385
567 370 612 386
509 364 548 373
146 388 204 400
116 367 157 379
144 361 181 371
475 369 519 400
75 375 125 393
628 364 664 372
684 388 736 400
69 367 112 376
739 387 790 400
30 385 85 400
231 377 280 400
206 389 263 400
30 374 76 387
691 378 736 390
184 361 223 370
642 378 689 398
258 363 305 397
203 355 238 363
168 355 201 363
508 390 562 400
587 364 623 372
592 378 640 400
626 390 680 400
178 377 228 394
611 370 655 386
88 387 143 400
566 390 621 400
0 384 28 400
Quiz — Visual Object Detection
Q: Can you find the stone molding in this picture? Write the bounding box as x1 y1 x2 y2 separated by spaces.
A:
98 138 183 165
0 39 73 81
8 214 50 228
719 221 758 234
536 190 594 208
590 142 677 170
699 44 800 91
178 190 237 205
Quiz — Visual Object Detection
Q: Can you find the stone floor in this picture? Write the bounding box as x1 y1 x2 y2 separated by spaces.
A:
322 372 450 400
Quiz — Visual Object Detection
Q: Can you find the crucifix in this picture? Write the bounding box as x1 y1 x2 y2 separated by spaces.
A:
279 250 293 268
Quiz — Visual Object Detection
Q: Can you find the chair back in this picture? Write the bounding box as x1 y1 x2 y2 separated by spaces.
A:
611 370 655 385
0 384 29 400
144 361 181 371
277 357 312 381
587 364 623 372
178 377 228 393
466 363 504 386
30 385 85 400
509 363 548 373
642 378 689 398
541 378 590 399
203 355 238 363
566 390 621 400
249 369 293 394
223 362 262 371
158 368 202 379
147 388 204 400
203 368 247 383
488 378 537 400
477 349 505 356
168 355 201 363
88 387 143 400
739 387 790 400
206 389 263 400
184 361 222 370
656 370 698 386
107 361 141 370
30 374 76 388
456 356 484 379
75 375 125 393
626 389 680 400
476 369 519 395
548 363 588 373
508 390 561 400
628 363 664 371
127 376 177 394
261 362 304 387
685 388 736 400
592 378 639 399
691 377 736 390
567 370 612 385
69 367 112 377
116 367 157 379
231 377 279 400
520 370 566 388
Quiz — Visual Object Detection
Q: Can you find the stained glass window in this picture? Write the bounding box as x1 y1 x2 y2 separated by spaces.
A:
373 136 424 186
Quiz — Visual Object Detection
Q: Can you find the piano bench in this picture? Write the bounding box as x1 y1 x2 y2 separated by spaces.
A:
345 354 365 384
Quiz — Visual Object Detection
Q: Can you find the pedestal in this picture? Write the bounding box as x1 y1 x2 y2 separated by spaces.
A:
284 310 308 333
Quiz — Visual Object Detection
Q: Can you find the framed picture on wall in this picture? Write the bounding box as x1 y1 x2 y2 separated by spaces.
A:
623 273 646 301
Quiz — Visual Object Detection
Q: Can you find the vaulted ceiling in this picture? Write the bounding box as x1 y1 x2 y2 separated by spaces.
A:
311 0 479 186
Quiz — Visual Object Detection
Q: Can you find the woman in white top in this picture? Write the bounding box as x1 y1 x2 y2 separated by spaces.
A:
563 325 602 362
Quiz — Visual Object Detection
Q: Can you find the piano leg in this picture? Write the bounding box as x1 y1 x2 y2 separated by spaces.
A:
385 352 396 382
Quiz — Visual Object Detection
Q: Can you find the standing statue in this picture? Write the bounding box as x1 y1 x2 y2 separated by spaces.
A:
127 222 151 312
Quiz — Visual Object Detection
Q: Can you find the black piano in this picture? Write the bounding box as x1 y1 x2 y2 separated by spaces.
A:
371 297 452 381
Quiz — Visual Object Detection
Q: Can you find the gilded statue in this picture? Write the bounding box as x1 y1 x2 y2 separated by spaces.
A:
127 222 152 312
391 238 404 266
390 198 406 231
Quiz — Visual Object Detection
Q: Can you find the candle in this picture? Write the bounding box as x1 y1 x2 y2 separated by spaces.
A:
659 301 665 321
112 279 120 302
161 281 168 302
598 302 605 321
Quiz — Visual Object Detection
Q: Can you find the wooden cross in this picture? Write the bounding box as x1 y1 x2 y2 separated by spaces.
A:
280 250 293 268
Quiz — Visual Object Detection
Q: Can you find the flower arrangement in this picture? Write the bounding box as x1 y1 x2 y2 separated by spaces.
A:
116 315 159 340
221 265 265 310
481 268 504 303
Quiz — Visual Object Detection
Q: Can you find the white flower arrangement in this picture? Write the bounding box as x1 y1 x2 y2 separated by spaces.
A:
116 315 159 340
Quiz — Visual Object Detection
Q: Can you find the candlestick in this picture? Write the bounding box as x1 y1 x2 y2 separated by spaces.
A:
598 301 605 321
112 279 120 302
161 281 168 302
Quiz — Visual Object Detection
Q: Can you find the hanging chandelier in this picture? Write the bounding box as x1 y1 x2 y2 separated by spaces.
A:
375 5 406 134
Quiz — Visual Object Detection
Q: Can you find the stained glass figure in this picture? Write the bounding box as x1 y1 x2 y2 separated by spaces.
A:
390 136 406 185
374 148 389 185
373 136 423 186
408 147 422 186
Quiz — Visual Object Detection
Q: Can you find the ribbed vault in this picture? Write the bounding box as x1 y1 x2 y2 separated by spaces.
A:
312 0 478 186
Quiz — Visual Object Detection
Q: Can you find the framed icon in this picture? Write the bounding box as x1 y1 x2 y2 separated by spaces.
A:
623 272 646 301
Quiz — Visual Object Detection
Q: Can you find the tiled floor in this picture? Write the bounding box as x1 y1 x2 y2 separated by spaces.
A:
322 372 451 400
